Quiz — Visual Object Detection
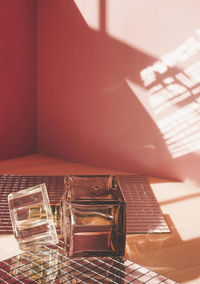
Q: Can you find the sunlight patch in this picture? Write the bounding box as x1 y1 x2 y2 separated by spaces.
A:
139 28 200 159
74 0 100 30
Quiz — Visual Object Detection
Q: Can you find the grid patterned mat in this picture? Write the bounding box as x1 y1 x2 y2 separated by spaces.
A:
0 174 170 235
118 175 170 234
0 240 176 283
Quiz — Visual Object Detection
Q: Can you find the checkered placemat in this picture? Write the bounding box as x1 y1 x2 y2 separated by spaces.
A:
0 174 170 235
118 175 170 234
0 240 176 283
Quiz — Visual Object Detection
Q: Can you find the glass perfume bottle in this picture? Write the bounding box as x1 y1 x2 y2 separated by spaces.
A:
61 175 126 257
8 183 58 251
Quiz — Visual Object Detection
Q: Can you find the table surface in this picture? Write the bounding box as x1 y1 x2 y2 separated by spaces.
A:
0 154 200 284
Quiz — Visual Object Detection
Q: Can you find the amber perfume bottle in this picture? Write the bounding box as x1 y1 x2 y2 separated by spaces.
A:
8 183 58 251
61 175 126 257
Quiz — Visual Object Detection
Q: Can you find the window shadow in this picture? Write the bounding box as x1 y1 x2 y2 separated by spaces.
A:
38 0 200 185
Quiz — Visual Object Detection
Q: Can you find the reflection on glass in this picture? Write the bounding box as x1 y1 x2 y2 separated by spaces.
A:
8 183 58 251
61 175 126 257
11 249 58 283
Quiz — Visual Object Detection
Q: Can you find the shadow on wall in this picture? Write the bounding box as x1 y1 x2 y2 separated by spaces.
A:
38 0 200 184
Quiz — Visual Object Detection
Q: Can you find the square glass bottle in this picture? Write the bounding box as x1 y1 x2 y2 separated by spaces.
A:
8 183 58 251
61 175 126 257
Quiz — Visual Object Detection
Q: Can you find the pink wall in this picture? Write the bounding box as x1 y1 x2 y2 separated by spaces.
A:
37 0 200 185
0 0 37 160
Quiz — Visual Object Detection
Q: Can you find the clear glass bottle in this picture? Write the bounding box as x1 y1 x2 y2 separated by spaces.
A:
8 183 58 251
61 175 126 257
